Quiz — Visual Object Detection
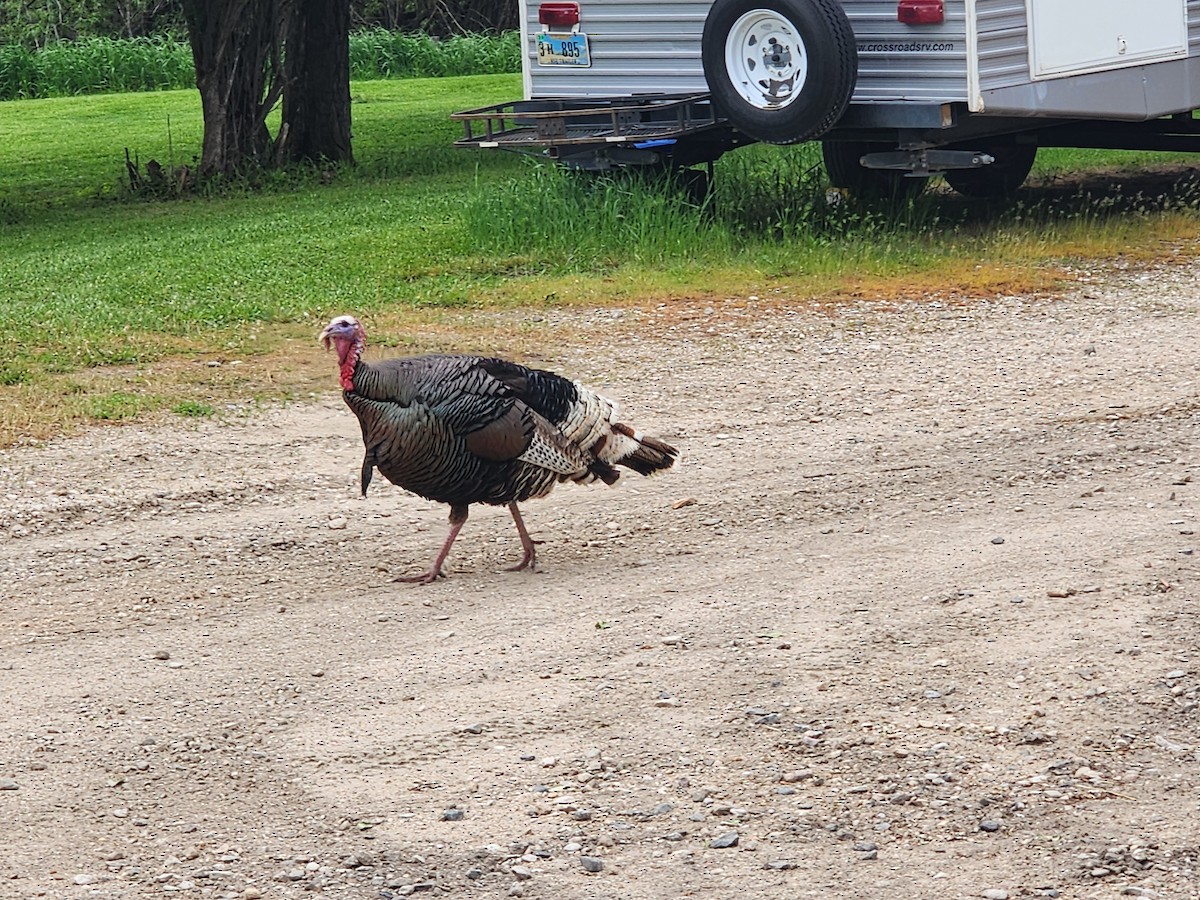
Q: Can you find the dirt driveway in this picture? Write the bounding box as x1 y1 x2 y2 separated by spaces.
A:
2 259 1199 900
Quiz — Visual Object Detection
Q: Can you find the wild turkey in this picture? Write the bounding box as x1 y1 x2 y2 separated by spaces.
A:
319 314 678 583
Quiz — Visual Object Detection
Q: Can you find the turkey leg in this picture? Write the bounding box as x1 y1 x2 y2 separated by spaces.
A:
396 504 469 584
504 501 542 572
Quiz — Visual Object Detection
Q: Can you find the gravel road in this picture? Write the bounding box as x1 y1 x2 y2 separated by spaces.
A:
2 259 1199 899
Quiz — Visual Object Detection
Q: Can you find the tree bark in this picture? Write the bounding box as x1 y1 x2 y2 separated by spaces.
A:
280 0 353 166
182 0 283 178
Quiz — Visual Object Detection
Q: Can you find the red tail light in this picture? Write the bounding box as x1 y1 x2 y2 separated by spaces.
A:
539 2 580 28
897 0 944 24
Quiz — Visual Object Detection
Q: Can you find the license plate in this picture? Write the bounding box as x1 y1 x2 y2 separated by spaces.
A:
536 32 591 67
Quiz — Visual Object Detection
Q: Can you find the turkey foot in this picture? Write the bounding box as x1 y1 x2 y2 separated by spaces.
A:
394 568 446 584
394 508 466 584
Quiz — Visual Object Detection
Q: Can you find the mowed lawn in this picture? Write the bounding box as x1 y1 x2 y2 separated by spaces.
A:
1 77 527 365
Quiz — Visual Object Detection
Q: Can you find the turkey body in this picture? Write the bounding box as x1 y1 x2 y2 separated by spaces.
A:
348 354 620 507
320 315 678 582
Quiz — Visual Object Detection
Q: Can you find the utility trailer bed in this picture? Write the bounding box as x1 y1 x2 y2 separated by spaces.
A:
452 94 746 168
454 0 1200 197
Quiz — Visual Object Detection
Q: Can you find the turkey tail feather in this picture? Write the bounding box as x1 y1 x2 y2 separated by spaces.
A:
611 424 678 476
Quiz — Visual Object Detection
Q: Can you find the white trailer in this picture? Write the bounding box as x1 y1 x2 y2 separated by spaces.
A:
453 0 1200 196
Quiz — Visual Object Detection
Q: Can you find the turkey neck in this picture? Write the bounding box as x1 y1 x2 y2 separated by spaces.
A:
337 333 365 391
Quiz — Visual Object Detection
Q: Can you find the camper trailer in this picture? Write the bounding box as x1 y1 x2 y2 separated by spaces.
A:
453 0 1200 196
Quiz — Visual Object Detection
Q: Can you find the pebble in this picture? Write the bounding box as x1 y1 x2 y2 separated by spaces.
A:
441 808 465 821
1165 670 1188 680
327 516 348 530
0 778 18 790
780 770 813 783
73 874 100 885
710 832 739 849
152 649 170 660
990 536 1005 545
580 856 604 872
982 890 1009 900
980 819 1002 833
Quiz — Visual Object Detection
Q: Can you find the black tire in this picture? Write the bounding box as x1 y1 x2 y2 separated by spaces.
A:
702 0 857 145
822 140 927 200
943 142 1037 199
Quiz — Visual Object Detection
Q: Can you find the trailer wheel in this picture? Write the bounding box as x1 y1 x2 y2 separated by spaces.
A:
822 141 927 200
943 142 1037 199
702 0 857 145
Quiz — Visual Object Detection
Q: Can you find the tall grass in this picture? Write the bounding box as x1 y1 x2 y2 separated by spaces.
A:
0 36 194 99
349 29 520 80
464 144 950 277
0 30 520 100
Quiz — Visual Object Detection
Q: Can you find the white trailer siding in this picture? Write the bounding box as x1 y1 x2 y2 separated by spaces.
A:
976 0 1200 117
846 0 969 103
972 0 1030 95
523 0 973 103
519 0 1200 121
521 0 711 98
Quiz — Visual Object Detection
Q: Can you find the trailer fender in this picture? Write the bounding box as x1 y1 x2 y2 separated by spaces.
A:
702 0 857 145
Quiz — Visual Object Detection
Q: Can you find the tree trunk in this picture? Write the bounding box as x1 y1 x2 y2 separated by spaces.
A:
182 0 283 178
280 0 353 166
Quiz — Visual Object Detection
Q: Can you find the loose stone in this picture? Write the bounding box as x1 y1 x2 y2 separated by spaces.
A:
710 832 739 849
579 856 604 873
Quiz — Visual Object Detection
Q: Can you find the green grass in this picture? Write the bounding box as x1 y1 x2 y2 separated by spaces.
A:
172 400 215 417
1 76 523 370
0 30 520 100
3 73 1200 444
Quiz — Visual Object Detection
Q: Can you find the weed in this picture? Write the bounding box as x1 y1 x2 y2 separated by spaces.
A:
86 391 143 420
0 366 30 386
173 400 215 417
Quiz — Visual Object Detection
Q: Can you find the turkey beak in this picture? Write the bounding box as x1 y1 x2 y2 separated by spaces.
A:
318 325 334 350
